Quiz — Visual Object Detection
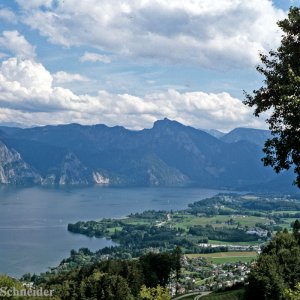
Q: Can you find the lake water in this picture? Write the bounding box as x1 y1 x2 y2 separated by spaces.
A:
0 186 224 277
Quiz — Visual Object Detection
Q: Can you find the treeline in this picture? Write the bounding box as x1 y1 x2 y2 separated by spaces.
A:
51 244 229 274
129 210 168 220
110 224 189 248
68 219 121 238
189 225 260 242
25 248 182 300
188 194 300 216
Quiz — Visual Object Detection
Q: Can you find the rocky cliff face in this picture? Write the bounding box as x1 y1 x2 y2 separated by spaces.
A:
0 141 41 184
0 140 105 186
41 152 94 185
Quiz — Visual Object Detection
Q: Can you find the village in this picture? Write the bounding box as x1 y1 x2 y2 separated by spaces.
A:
171 255 254 296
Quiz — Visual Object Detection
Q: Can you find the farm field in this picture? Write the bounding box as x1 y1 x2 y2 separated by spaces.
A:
186 252 257 264
171 213 268 230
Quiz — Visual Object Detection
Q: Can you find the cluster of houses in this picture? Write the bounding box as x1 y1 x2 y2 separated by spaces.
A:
198 243 261 252
174 256 254 295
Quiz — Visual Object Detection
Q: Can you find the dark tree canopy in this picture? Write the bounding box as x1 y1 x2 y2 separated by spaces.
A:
244 7 300 187
246 229 300 300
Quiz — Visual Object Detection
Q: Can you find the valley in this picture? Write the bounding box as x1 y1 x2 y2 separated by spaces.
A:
19 192 299 298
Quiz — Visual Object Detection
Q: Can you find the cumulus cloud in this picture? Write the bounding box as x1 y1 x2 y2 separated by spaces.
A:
0 58 61 112
0 8 17 23
0 56 267 130
53 71 90 83
80 52 111 63
17 0 285 68
0 31 36 59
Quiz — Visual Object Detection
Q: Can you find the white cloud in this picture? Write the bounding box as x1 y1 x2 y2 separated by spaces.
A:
0 53 7 59
53 71 90 83
80 52 111 64
0 8 17 23
0 56 267 130
0 31 36 59
0 58 52 91
17 0 285 68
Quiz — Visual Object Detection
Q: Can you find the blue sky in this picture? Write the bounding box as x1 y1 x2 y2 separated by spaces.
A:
0 0 298 131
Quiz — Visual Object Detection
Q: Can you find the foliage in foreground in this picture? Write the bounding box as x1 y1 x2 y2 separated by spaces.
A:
0 275 56 300
244 7 300 187
245 221 300 300
139 285 170 300
29 249 181 300
284 282 300 300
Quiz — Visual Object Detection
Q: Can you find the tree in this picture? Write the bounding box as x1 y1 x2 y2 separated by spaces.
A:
79 272 134 300
139 285 171 300
293 219 300 242
140 253 174 288
285 282 300 300
0 275 23 299
244 7 300 187
246 231 300 300
172 247 182 294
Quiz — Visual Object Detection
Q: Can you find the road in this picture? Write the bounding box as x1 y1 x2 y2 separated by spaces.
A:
172 291 211 300
194 292 211 299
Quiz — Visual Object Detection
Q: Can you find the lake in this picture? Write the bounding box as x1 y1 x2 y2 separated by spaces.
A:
0 186 224 277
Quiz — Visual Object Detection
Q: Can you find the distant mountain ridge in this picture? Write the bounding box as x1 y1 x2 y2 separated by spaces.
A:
203 129 226 139
0 119 296 192
221 127 271 147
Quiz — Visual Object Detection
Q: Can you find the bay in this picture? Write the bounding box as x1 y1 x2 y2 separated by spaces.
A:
0 186 224 277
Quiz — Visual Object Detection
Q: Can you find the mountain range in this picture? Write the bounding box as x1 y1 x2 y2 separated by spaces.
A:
0 118 297 192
